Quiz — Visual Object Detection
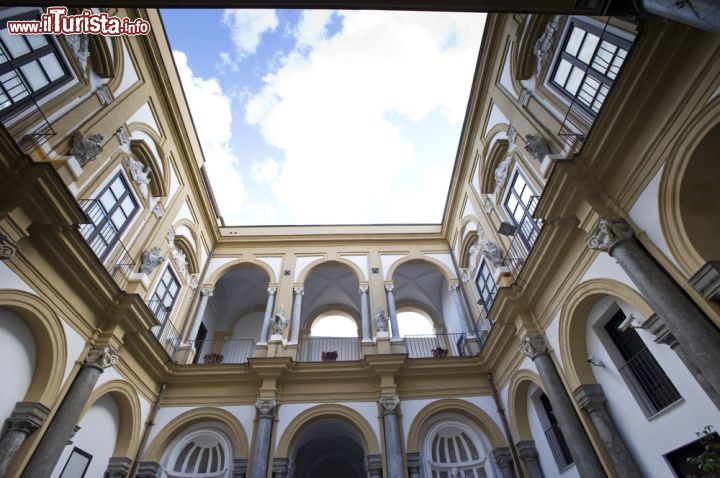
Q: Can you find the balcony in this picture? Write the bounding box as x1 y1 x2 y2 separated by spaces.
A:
502 196 543 281
297 336 362 362
147 299 181 358
184 338 256 365
78 199 134 289
403 333 481 359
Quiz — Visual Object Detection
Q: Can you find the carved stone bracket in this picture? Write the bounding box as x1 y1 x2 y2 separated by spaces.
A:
518 333 548 359
587 217 634 253
379 395 400 415
483 240 504 267
116 125 130 145
0 234 18 260
255 399 277 418
524 134 550 160
140 246 165 274
84 345 119 369
516 440 539 460
151 202 165 219
95 85 113 105
492 447 514 467
70 132 103 166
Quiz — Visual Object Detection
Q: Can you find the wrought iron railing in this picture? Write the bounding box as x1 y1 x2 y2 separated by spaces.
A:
503 196 543 281
403 333 480 359
544 423 574 470
618 348 682 416
185 338 256 365
78 199 134 289
147 299 180 358
297 336 362 362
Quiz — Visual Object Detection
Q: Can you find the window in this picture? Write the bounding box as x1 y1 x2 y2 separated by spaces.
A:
475 260 497 314
165 430 232 478
604 310 681 416
149 266 181 324
539 393 574 470
0 12 71 117
665 430 720 477
503 171 541 250
81 172 139 260
424 421 493 478
550 19 630 117
59 447 92 478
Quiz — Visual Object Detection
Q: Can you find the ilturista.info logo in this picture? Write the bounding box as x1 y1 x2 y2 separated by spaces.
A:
7 7 151 36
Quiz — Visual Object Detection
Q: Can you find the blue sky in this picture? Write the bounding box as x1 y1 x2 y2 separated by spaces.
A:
161 9 486 226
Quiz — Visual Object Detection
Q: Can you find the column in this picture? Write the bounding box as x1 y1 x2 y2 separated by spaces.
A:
360 285 370 341
492 447 516 478
249 399 277 478
386 284 400 340
380 395 405 477
516 441 544 478
259 287 277 344
449 283 471 333
574 384 643 477
365 454 382 478
0 402 50 476
518 334 605 478
407 452 422 478
188 286 214 342
587 217 720 396
290 286 304 343
22 345 119 478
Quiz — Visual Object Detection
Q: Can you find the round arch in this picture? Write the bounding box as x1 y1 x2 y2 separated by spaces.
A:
406 399 506 453
275 404 380 457
305 306 361 337
84 380 142 457
143 407 249 463
386 257 455 284
559 278 653 391
659 106 720 277
506 369 546 441
205 259 276 286
296 258 365 285
0 290 67 404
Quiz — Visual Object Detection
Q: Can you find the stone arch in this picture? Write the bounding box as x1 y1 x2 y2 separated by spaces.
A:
506 369 546 441
386 257 455 284
395 302 441 331
559 278 653 391
296 258 365 285
84 380 142 458
304 304 361 335
660 106 720 277
406 398 506 453
0 290 67 404
143 407 249 463
206 259 276 286
275 404 380 457
480 136 510 195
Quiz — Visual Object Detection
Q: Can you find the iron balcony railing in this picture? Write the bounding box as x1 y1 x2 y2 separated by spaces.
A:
78 199 134 289
147 299 180 358
503 196 543 281
297 336 362 362
185 338 256 365
618 347 682 416
544 423 574 471
404 333 480 359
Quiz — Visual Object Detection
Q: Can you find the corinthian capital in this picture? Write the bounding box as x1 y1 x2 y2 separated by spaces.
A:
518 334 548 360
255 399 277 417
379 395 400 415
84 345 119 369
385 283 394 293
586 217 634 253
294 286 304 296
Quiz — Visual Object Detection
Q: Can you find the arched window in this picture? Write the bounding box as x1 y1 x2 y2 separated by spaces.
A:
310 311 358 337
164 430 232 478
397 309 435 337
424 421 496 478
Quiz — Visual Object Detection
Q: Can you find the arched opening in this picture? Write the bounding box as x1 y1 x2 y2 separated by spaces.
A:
289 418 367 478
0 307 35 421
310 311 359 337
163 429 233 478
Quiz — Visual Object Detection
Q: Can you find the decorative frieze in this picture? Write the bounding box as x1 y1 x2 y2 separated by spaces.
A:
84 345 119 369
70 132 103 166
587 217 634 253
140 246 165 274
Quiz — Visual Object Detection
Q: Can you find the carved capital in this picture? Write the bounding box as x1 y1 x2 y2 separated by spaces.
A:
267 286 277 296
448 283 459 292
255 399 277 417
492 447 513 467
385 283 394 293
294 286 304 296
379 395 400 415
518 333 548 359
587 217 634 253
84 345 119 369
105 457 133 478
359 285 369 294
7 402 50 435
0 234 18 260
573 383 607 413
516 440 539 461
201 286 215 297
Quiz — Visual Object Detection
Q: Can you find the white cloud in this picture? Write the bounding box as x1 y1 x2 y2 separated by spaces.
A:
222 9 278 59
173 50 247 223
250 157 280 184
244 11 485 224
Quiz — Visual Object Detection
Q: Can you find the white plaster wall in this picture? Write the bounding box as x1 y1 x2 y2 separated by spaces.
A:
499 42 519 99
425 253 456 279
0 309 35 421
132 130 164 178
581 251 637 291
168 160 181 202
294 256 324 282
585 296 720 477
544 312 563 372
231 311 264 342
0 262 36 293
114 40 139 98
175 201 194 225
440 286 462 334
128 103 162 137
381 255 408 281
60 317 86 384
339 255 369 281
255 256 283 283
484 104 509 137
51 394 120 478
206 257 237 283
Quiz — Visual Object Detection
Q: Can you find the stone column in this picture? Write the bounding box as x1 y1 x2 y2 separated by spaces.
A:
259 287 277 344
290 286 304 344
492 447 516 478
386 284 400 339
380 395 405 478
516 441 544 478
587 217 720 397
22 345 119 478
0 402 50 476
105 456 133 478
365 454 382 478
407 452 422 478
518 334 605 478
249 399 276 478
449 283 471 333
574 384 643 477
360 285 371 341
188 286 214 342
